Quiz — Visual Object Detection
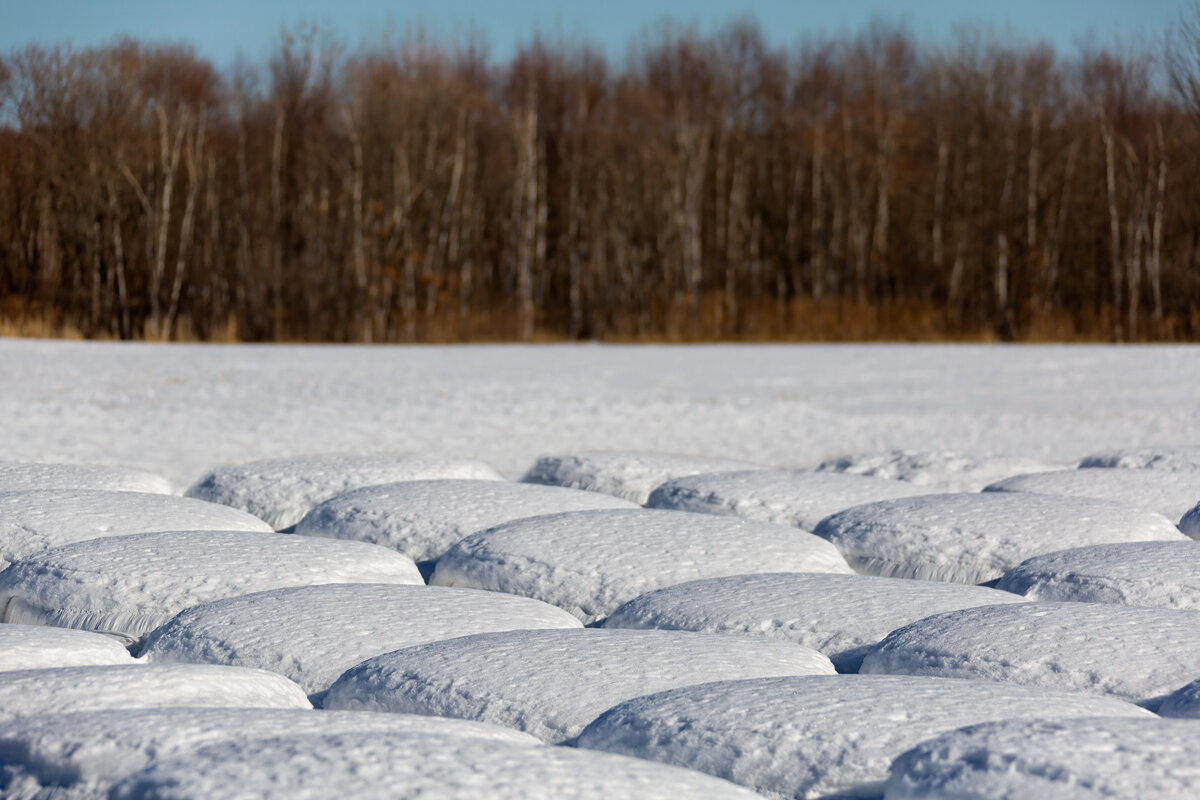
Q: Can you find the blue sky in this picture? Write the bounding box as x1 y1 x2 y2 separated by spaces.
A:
2 0 1191 68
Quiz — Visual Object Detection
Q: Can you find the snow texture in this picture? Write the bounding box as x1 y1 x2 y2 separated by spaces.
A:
1178 502 1200 537
0 623 136 671
141 583 582 696
604 573 1026 672
0 489 272 570
575 675 1152 800
815 449 1061 492
323 628 836 743
185 453 503 529
886 717 1200 799
812 492 1185 585
985 467 1200 524
430 508 853 624
645 469 938 531
108 731 760 800
0 462 173 495
860 601 1200 707
996 541 1200 609
0 709 539 799
0 530 423 642
0 664 310 724
521 451 768 504
1157 677 1200 718
294 479 637 563
1079 445 1200 471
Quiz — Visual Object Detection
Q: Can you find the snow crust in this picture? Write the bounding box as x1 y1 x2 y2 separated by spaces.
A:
0 623 136 671
0 709 539 799
985 468 1200 523
0 462 173 495
815 450 1061 492
860 601 1200 706
141 583 582 695
185 453 503 529
0 664 310 723
430 508 853 624
0 530 423 641
645 469 936 531
293 479 636 563
996 541 1200 609
575 675 1151 800
604 573 1026 672
109 730 760 800
0 489 272 569
813 492 1185 585
323 628 835 743
886 717 1200 799
1079 445 1200 471
521 451 767 504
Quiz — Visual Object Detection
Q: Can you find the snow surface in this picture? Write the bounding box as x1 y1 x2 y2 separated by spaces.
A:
0 462 173 495
323 628 835 743
0 623 136 671
575 675 1151 800
603 573 1026 672
813 493 1185 584
1179 502 1200 537
0 530 423 641
4 343 1200 487
293 479 636 563
815 450 1062 492
185 453 503 530
1079 445 1200 471
885 717 1200 799
108 731 760 800
430 508 853 624
996 541 1200 609
521 451 768 504
860 601 1200 706
985 468 1200 524
0 709 540 799
0 489 272 569
645 469 938 531
1157 677 1200 718
0 664 310 723
141 583 582 696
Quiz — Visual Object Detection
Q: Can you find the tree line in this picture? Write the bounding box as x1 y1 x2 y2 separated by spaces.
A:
2 18 1200 342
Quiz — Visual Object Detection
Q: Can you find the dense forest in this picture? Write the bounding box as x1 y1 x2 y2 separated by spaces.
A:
2 16 1200 342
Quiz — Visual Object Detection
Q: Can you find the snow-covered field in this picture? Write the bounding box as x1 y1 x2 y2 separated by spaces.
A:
4 339 1200 798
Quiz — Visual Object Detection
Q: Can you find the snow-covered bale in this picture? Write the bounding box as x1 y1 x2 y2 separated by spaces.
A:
323 628 835 743
108 731 760 800
886 718 1200 799
0 530 423 642
575 675 1151 800
645 470 937 531
604 573 1026 672
1079 446 1200 471
0 623 136 671
0 489 272 569
0 664 310 723
141 583 582 696
1156 677 1200 718
860 601 1200 706
1180 502 1200 537
293 479 636 564
812 493 1185 585
520 451 768 504
985 468 1200 524
0 709 539 799
996 541 1200 609
815 450 1061 492
185 453 503 529
0 462 173 495
430 509 852 624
